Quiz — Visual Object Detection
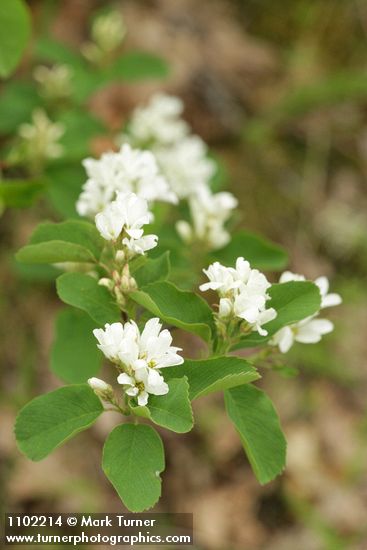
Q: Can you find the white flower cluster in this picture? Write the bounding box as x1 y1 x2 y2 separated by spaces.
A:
154 135 217 199
95 191 158 257
123 93 216 199
200 257 277 336
176 186 238 250
128 93 189 147
91 318 183 406
270 271 342 353
76 143 177 217
124 92 238 249
126 93 216 199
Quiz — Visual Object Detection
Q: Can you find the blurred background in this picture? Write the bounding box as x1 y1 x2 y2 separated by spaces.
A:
1 1 367 549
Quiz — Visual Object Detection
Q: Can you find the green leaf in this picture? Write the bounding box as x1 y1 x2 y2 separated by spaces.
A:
0 81 40 133
233 281 321 349
34 37 85 69
45 162 84 219
0 180 45 208
102 424 164 512
57 110 105 160
267 280 322 329
131 281 215 342
131 378 193 433
30 220 103 260
134 252 170 287
51 308 102 384
0 0 30 78
71 66 103 103
15 384 104 461
224 384 286 484
107 51 170 81
56 273 121 325
13 261 60 283
16 220 104 264
164 356 260 400
16 242 98 265
213 230 288 271
149 226 190 287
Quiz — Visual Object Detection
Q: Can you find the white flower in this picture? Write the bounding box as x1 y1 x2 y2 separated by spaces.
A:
271 318 334 353
95 202 125 241
252 309 278 336
94 191 158 257
177 185 237 249
200 257 276 335
18 108 64 160
155 135 217 199
95 192 151 241
77 144 177 218
314 276 342 309
139 318 184 369
270 271 342 353
128 93 189 147
75 178 115 218
122 234 158 255
199 261 238 295
233 258 272 295
233 292 267 323
117 367 168 406
200 258 271 297
234 291 275 325
95 318 182 406
279 271 342 309
123 94 217 199
93 322 131 363
94 318 183 370
115 192 152 239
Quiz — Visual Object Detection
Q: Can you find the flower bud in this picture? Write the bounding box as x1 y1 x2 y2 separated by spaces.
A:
218 298 233 318
88 377 114 400
112 270 121 284
114 286 126 307
129 276 138 291
122 263 130 278
98 277 114 290
115 249 126 265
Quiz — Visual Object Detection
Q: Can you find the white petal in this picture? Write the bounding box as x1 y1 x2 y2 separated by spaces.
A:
125 228 144 239
132 359 148 371
126 386 139 397
314 276 329 297
278 327 294 353
117 373 134 386
199 281 223 292
296 318 334 343
137 391 149 406
321 293 342 308
219 298 233 318
279 271 305 283
257 325 268 336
